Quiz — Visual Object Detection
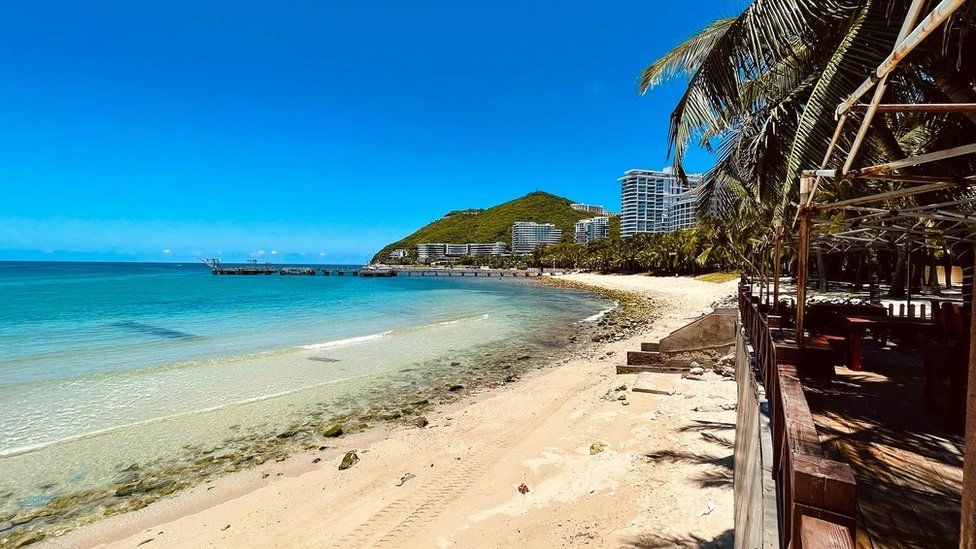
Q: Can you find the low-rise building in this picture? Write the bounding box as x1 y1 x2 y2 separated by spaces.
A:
417 243 447 262
416 241 508 262
574 216 610 244
570 203 606 216
467 242 508 256
389 248 408 260
511 222 562 254
445 243 469 257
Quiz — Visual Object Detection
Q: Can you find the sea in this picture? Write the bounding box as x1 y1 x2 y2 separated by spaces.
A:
0 261 611 529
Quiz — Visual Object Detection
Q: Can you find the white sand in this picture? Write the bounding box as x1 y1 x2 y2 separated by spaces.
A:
46 274 739 549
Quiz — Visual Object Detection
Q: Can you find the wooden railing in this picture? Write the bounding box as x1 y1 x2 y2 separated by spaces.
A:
736 282 858 549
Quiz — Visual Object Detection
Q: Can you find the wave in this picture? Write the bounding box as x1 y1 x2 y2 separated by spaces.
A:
300 313 490 350
581 302 618 323
300 331 392 350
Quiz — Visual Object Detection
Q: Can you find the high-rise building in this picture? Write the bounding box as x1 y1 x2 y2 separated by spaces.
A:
511 222 562 254
574 217 610 244
619 168 704 237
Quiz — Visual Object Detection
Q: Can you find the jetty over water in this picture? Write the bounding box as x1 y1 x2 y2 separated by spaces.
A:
199 259 565 278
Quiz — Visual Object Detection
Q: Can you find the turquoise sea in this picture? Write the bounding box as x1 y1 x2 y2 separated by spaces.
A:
0 261 610 526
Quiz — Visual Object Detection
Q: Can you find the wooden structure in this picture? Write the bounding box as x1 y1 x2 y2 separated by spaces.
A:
769 1 976 546
738 286 859 547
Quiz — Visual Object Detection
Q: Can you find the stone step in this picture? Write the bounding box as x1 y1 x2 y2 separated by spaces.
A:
617 363 689 375
626 350 660 366
631 371 677 395
640 341 661 352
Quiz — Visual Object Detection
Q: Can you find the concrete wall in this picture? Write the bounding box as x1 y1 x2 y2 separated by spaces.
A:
660 308 737 353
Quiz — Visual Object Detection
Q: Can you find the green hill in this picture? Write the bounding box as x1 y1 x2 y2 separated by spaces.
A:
372 191 595 262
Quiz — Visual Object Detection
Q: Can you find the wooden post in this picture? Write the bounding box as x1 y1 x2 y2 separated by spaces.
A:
906 241 913 314
963 245 976 548
774 220 783 314
796 176 813 347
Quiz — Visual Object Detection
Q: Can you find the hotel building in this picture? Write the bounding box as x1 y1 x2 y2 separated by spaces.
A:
574 217 610 244
511 222 562 254
619 168 704 237
570 203 606 216
466 242 508 256
416 242 508 262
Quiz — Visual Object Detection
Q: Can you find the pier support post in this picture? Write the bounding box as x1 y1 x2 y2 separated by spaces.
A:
962 245 976 548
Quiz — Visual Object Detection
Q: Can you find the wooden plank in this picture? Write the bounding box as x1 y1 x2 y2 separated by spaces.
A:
800 515 855 549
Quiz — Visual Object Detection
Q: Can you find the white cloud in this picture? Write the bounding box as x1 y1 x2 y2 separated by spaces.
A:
161 248 172 254
251 250 266 257
319 252 326 256
270 250 278 255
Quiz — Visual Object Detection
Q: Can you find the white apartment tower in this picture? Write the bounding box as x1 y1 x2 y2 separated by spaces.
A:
511 222 562 254
619 168 704 237
574 217 610 244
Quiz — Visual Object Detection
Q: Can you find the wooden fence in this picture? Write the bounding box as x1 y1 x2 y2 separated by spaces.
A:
735 282 858 548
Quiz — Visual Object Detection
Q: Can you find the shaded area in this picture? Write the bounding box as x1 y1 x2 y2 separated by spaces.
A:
621 529 733 548
803 343 964 549
644 421 734 489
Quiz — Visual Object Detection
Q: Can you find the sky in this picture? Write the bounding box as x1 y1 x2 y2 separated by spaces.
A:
0 1 733 264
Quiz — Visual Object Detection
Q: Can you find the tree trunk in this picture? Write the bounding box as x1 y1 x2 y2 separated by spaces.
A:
867 248 881 304
944 248 954 289
928 253 941 296
853 252 865 291
956 244 974 309
910 250 923 294
889 248 907 298
816 250 828 292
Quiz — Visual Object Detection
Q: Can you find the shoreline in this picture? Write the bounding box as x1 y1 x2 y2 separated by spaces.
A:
31 274 736 548
1 277 630 547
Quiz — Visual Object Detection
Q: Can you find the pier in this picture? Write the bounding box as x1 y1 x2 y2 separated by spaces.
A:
199 259 565 278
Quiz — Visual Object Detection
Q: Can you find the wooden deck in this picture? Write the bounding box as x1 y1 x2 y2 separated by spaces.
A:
802 343 964 548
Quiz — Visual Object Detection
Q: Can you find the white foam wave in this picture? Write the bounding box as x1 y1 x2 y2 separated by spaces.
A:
300 331 392 350
582 302 618 323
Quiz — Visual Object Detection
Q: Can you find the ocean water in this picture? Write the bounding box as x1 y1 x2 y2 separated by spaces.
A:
0 261 609 523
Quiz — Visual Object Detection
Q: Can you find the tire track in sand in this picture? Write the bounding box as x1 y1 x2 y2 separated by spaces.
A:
327 371 604 548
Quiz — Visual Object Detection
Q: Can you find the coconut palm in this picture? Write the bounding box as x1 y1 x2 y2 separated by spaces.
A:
640 0 976 218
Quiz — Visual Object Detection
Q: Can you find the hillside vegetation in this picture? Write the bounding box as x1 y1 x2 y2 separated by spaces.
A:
372 192 595 262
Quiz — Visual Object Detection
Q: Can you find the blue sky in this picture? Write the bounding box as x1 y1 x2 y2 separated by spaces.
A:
0 1 731 264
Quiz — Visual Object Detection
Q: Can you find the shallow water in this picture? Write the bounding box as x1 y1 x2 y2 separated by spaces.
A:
0 262 609 525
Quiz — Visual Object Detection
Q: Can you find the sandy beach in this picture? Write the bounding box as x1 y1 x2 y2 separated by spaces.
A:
43 274 739 549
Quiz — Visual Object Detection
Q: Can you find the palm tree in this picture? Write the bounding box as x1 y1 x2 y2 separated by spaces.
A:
639 0 976 297
640 0 976 217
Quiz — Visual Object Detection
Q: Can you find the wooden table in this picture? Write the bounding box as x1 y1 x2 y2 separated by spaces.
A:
841 316 935 371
